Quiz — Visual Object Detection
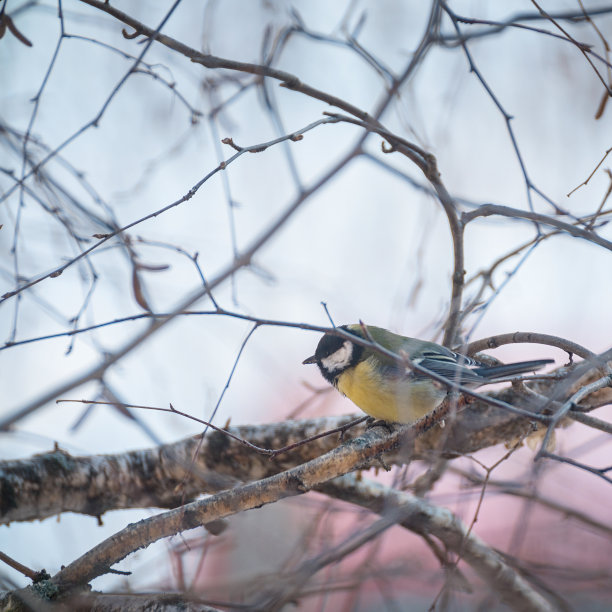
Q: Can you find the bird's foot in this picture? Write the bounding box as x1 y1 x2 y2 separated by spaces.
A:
365 417 395 433
377 455 391 472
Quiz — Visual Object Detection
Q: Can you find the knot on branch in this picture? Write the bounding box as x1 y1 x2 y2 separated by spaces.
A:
279 76 301 90
122 27 143 40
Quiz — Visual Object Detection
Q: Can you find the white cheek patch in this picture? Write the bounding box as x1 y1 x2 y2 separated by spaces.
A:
321 341 354 373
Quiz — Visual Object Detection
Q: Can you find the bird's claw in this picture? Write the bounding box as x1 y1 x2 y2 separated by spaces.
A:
365 417 395 433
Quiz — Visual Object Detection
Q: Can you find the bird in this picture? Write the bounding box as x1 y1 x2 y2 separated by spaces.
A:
302 324 553 424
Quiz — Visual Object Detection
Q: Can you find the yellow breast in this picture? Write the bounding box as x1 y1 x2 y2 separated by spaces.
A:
336 359 446 424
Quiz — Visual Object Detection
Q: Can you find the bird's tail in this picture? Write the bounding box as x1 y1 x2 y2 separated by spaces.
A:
474 359 553 381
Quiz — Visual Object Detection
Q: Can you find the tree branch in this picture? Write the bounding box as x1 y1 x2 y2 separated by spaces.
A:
319 475 555 612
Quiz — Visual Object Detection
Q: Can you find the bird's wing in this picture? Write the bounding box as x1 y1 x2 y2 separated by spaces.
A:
414 350 483 384
368 335 481 384
351 325 486 384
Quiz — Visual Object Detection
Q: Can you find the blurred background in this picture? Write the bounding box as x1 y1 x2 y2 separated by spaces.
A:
1 0 611 609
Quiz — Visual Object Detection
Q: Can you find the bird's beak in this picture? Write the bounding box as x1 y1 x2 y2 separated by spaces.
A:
302 355 317 365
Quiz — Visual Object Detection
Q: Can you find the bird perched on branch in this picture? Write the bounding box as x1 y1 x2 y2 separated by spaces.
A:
303 324 553 424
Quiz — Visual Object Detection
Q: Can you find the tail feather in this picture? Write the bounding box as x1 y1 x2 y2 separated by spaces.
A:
474 359 553 380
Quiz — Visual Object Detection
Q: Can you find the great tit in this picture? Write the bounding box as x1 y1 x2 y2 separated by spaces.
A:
303 324 553 424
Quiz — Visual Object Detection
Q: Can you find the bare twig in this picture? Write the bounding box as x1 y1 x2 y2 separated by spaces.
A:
461 204 612 251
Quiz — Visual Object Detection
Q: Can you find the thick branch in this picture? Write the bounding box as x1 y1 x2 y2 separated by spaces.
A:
2 591 222 612
3 370 604 525
48 424 408 589
319 475 555 612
